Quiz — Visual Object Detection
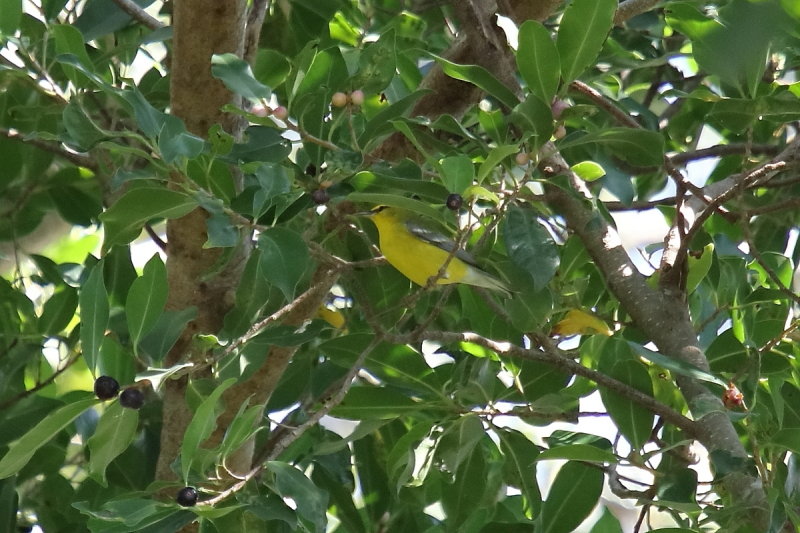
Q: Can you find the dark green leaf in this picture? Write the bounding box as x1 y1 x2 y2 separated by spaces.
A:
629 342 726 387
439 155 474 194
38 286 78 335
597 339 654 451
253 49 291 89
62 100 106 150
558 128 665 166
537 444 617 463
157 114 205 163
517 20 560 104
80 261 109 374
0 0 22 35
138 307 197 363
87 401 139 486
333 387 420 419
509 94 554 149
257 227 311 301
126 254 168 352
556 0 617 83
268 461 328 533
504 206 559 290
181 378 236 482
432 54 519 109
211 53 271 99
0 396 96 479
541 461 603 533
437 414 484 473
100 187 198 248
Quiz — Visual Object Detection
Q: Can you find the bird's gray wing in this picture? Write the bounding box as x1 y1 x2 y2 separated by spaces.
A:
404 219 480 267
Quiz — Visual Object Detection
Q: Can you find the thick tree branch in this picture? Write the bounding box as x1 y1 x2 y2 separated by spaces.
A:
541 147 770 528
156 0 249 487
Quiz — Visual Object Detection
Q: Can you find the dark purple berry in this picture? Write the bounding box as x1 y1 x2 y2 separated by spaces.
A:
176 486 198 507
119 388 145 410
446 193 463 211
311 189 330 205
94 376 120 400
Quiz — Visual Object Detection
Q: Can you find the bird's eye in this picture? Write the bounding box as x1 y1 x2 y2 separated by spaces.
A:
372 205 388 213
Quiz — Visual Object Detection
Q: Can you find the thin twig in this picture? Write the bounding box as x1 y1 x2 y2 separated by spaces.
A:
0 127 97 170
0 355 80 410
387 330 699 438
144 223 167 251
670 144 779 166
111 0 165 30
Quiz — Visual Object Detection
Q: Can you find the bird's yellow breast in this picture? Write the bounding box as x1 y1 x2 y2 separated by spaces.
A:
370 211 467 287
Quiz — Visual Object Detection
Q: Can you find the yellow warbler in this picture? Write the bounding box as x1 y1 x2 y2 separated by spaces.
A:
362 206 510 296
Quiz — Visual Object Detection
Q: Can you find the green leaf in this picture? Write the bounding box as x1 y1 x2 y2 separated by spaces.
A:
686 244 714 294
437 414 484 473
100 187 198 248
126 254 168 353
257 227 310 301
291 46 348 103
431 54 519 109
559 128 665 166
87 401 139 486
628 342 727 387
157 114 205 163
268 462 328 533
498 429 542 515
120 89 167 139
665 1 783 98
181 378 236 482
537 444 617 463
504 206 559 290
211 53 271 99
38 286 78 335
517 20 560 105
0 0 21 35
80 261 109 374
541 461 603 533
52 24 93 83
708 98 758 133
771 429 800 455
439 154 474 194
440 439 490 529
351 29 397 94
138 307 198 363
218 402 262 460
571 161 606 181
510 94 554 149
253 49 291 89
556 0 617 83
225 126 291 164
477 145 520 183
0 396 96 479
333 387 420 419
598 339 654 451
62 100 106 150
706 329 748 374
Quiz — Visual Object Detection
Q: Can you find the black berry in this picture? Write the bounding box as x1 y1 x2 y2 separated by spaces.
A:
94 376 120 400
311 188 330 205
446 193 463 211
176 486 198 507
119 388 145 410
